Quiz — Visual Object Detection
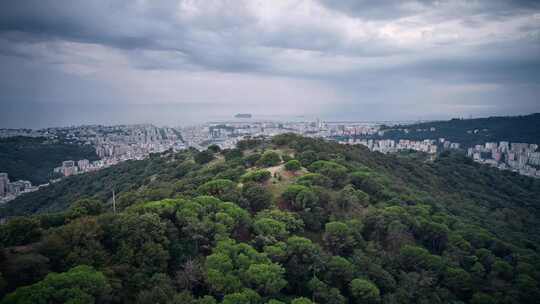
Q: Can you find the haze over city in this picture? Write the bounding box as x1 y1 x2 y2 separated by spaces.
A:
1 0 540 128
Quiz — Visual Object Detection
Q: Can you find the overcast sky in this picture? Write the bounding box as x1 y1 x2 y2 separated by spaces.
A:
1 0 540 127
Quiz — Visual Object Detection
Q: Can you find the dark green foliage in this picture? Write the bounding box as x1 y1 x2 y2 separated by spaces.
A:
297 150 317 167
349 278 380 304
243 153 261 167
308 160 348 187
0 136 98 184
67 198 105 219
257 151 281 167
281 184 309 203
206 239 286 296
194 150 215 164
207 145 221 153
373 113 540 147
240 170 271 183
0 217 41 247
296 173 332 188
2 265 111 304
197 179 239 202
222 148 243 161
241 182 273 212
1 134 540 303
284 160 301 171
323 221 354 256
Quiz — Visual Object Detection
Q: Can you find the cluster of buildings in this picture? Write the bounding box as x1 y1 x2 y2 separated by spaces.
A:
53 159 113 178
349 139 439 154
181 120 386 150
0 173 40 203
52 125 188 177
467 142 540 178
341 137 461 155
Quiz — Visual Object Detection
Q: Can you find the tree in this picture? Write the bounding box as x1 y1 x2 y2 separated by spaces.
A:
293 189 319 211
337 185 369 210
324 256 354 289
3 265 111 304
398 245 431 272
245 263 287 295
284 160 301 172
281 185 309 203
243 153 261 167
296 173 332 188
349 171 386 199
40 217 108 270
308 161 348 187
0 217 41 247
471 292 496 304
0 253 50 292
67 198 104 219
222 148 243 161
297 150 317 167
222 289 261 304
197 179 239 202
255 209 304 234
257 151 281 167
349 278 380 304
443 267 471 298
205 239 285 296
491 259 513 281
194 150 214 164
308 277 346 304
241 182 273 212
323 222 354 256
284 236 323 292
207 145 221 153
253 218 288 245
135 273 176 304
241 170 271 183
416 220 449 254
291 298 314 304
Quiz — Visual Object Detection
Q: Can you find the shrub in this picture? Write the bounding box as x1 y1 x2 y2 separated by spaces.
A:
349 278 380 304
284 160 301 171
241 182 273 212
241 170 272 183
257 151 281 167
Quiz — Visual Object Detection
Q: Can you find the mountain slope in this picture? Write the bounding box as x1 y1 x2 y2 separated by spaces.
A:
372 113 540 147
1 134 539 303
0 136 98 184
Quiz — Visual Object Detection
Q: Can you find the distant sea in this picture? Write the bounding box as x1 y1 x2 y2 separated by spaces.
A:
0 102 309 129
0 102 459 129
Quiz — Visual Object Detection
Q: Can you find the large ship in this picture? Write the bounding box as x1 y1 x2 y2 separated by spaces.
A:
234 113 252 118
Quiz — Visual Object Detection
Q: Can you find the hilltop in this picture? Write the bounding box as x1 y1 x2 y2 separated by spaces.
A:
372 113 540 147
1 134 539 303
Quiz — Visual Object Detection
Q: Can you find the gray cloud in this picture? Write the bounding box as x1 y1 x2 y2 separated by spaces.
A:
0 0 539 128
316 0 540 21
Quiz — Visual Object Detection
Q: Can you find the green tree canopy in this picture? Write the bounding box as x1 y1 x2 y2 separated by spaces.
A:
2 265 111 304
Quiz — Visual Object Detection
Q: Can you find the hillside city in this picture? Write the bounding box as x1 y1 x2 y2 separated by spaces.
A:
1 119 539 203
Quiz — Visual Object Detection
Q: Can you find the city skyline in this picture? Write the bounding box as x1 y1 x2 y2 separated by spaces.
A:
1 0 540 128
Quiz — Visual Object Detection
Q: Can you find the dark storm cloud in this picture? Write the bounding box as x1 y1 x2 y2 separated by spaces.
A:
0 1 174 49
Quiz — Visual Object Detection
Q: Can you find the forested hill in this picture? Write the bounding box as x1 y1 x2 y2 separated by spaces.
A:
1 134 539 303
0 136 98 184
376 113 540 147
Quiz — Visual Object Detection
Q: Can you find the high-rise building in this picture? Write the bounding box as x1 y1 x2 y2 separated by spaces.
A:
0 172 9 197
77 159 90 171
62 160 78 176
